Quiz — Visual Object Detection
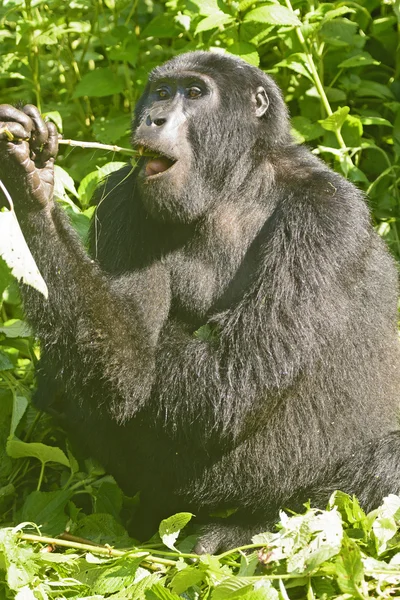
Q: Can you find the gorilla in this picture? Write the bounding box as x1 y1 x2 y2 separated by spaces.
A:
0 51 399 553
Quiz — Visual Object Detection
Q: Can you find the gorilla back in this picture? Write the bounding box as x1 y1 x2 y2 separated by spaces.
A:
0 51 399 552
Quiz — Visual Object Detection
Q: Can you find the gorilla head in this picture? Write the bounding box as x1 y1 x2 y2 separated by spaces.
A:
133 52 291 223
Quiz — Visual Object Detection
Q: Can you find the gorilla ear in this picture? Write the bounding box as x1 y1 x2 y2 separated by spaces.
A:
254 87 269 118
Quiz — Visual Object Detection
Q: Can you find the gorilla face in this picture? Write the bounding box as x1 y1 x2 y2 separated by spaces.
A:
133 73 217 222
132 52 290 224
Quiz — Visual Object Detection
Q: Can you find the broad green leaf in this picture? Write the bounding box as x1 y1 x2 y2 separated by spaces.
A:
146 583 181 600
170 565 205 594
373 517 397 554
275 53 313 82
244 5 301 26
291 116 324 143
78 161 129 207
0 211 48 298
228 43 259 66
355 80 394 99
54 165 79 199
0 319 31 338
190 0 225 16
92 115 130 144
77 170 102 207
339 51 379 68
7 438 70 468
335 535 365 596
73 513 132 546
93 556 145 595
360 116 392 127
212 577 279 599
319 106 350 133
10 395 28 437
0 350 13 371
73 68 124 98
195 13 234 34
43 110 63 133
322 6 355 21
159 513 193 550
142 15 183 37
320 18 358 47
20 490 72 534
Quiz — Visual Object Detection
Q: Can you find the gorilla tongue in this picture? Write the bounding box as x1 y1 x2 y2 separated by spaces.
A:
145 157 173 177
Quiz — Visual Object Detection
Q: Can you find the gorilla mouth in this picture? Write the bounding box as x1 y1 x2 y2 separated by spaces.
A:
137 146 177 178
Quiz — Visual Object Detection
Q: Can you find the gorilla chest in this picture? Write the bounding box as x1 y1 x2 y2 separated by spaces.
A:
165 248 253 323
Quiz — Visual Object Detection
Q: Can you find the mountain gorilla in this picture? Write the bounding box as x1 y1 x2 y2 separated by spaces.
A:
0 51 400 552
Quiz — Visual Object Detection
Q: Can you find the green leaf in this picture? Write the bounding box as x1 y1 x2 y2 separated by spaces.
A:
92 115 130 144
190 0 225 16
0 350 13 371
355 80 394 99
322 6 356 21
21 490 72 534
319 106 350 133
338 51 379 68
73 513 132 546
93 556 144 595
54 165 79 199
0 319 31 338
72 68 124 98
275 53 313 82
244 5 301 26
7 438 70 468
94 481 123 519
142 15 183 38
291 116 324 143
159 513 193 550
195 13 233 34
0 211 48 298
146 583 181 600
359 116 392 127
43 110 63 133
10 395 28 437
170 565 205 594
228 43 259 66
212 577 279 599
320 18 358 47
335 535 365 596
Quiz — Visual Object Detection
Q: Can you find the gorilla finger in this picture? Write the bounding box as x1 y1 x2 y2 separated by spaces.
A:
22 104 48 147
40 122 59 162
0 121 31 141
0 105 34 133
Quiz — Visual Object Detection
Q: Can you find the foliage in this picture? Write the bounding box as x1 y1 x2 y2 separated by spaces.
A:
2 492 400 598
0 0 400 596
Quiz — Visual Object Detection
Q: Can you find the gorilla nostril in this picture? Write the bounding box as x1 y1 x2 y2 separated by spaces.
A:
153 118 166 126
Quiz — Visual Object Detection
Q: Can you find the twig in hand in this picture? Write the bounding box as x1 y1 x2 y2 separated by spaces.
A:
0 127 15 141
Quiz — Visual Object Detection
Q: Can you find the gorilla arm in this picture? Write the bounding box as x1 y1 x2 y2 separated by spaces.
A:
0 105 170 418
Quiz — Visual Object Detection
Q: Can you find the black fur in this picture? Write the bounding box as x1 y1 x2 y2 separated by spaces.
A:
11 52 400 551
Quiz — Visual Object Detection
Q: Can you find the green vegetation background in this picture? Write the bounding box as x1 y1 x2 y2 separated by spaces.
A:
0 0 400 598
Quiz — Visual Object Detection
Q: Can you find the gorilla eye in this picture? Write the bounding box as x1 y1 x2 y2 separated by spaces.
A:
156 88 170 100
187 86 202 99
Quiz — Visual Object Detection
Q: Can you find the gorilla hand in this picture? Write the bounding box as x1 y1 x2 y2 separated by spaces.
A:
0 105 58 213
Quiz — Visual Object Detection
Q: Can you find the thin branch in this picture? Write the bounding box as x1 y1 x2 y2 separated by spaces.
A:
58 138 137 156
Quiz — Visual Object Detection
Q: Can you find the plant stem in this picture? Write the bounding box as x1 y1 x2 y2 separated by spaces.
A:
36 461 45 491
284 0 349 155
18 532 176 566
